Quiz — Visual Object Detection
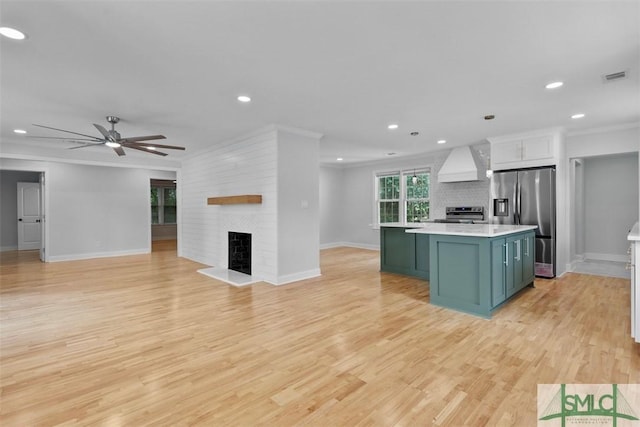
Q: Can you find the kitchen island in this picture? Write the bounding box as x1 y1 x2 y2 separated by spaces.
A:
402 224 537 318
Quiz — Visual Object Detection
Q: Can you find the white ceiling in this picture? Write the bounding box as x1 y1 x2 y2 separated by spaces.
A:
1 1 638 166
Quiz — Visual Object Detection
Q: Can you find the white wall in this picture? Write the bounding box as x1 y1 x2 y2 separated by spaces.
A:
180 128 278 282
582 154 639 260
319 166 345 247
566 125 639 158
0 170 40 250
0 158 174 261
47 163 151 259
277 129 321 280
337 144 490 249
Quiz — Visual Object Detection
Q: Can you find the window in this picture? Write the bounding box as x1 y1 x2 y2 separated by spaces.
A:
405 170 430 223
375 168 430 225
163 188 177 223
377 173 400 223
151 186 177 224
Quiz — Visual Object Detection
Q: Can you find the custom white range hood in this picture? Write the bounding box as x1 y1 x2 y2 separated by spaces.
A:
437 146 481 183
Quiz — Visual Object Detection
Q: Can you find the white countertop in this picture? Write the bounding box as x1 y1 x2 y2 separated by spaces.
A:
378 223 425 228
405 223 538 238
628 222 640 241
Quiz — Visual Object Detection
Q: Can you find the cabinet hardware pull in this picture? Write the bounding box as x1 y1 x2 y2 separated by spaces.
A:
504 243 509 266
515 240 521 261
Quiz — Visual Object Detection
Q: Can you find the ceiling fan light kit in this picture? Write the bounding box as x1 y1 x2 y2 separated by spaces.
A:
32 116 186 157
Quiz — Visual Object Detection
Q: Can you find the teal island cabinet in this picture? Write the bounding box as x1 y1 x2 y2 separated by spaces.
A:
406 224 537 318
380 226 430 280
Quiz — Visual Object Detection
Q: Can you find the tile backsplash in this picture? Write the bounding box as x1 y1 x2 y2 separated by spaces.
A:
430 143 491 220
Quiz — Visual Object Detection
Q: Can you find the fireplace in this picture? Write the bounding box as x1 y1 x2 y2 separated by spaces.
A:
228 232 251 275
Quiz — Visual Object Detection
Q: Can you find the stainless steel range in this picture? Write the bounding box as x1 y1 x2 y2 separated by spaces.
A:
432 206 485 223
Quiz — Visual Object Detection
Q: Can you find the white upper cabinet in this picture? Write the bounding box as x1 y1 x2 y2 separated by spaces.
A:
488 128 563 171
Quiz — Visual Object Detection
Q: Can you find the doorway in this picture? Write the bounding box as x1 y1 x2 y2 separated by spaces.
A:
570 153 639 277
150 178 177 252
0 170 46 261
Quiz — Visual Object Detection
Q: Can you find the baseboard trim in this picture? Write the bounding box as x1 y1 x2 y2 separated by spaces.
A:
320 242 380 251
268 268 322 286
49 248 150 262
319 242 345 250
583 252 628 263
0 245 18 252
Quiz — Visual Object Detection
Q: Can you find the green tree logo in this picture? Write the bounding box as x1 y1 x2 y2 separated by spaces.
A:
539 384 639 426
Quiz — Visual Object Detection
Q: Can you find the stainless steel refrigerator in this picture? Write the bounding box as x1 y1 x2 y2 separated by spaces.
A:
490 167 556 278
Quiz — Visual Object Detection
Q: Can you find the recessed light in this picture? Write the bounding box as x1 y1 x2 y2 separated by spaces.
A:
237 95 251 103
437 139 446 144
13 129 27 134
105 141 121 148
336 157 343 161
0 27 26 40
571 113 585 119
387 124 398 130
545 81 564 89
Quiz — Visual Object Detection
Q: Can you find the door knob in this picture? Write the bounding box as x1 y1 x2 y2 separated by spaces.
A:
36 219 41 223
18 218 22 222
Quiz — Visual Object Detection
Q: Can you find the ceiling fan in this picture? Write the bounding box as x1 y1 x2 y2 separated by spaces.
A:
32 116 185 157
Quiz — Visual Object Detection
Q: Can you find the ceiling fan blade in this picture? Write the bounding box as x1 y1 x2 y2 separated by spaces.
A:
32 124 103 140
68 144 101 150
124 142 185 150
125 144 169 156
119 135 166 143
94 124 111 139
113 146 126 156
31 136 104 142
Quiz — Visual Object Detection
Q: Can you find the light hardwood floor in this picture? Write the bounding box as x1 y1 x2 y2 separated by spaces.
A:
1 241 638 426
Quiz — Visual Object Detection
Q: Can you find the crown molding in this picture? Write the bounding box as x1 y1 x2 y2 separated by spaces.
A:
566 121 640 137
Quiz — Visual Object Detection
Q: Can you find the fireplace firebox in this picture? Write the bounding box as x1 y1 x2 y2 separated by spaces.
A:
228 232 251 275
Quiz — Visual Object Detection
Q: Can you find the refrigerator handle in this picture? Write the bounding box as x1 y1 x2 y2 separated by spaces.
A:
516 182 522 225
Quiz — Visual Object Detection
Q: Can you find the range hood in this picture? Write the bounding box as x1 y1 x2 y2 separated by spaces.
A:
437 146 481 183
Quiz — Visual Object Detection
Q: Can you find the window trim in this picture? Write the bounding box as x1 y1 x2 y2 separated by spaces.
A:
373 167 431 228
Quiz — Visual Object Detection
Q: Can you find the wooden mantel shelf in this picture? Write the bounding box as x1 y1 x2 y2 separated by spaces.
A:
207 195 262 205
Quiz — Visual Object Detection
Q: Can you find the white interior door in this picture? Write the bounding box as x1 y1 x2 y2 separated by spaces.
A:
17 182 42 250
39 172 46 261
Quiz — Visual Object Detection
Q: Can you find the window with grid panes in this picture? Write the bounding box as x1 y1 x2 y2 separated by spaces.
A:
404 170 430 223
375 168 430 226
376 173 400 224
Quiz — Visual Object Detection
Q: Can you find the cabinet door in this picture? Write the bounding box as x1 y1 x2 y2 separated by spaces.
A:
522 135 553 161
381 228 414 271
491 140 522 165
522 233 535 284
415 234 430 276
507 236 523 297
491 238 507 307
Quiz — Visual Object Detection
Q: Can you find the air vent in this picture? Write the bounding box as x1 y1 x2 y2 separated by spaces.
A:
602 70 628 83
